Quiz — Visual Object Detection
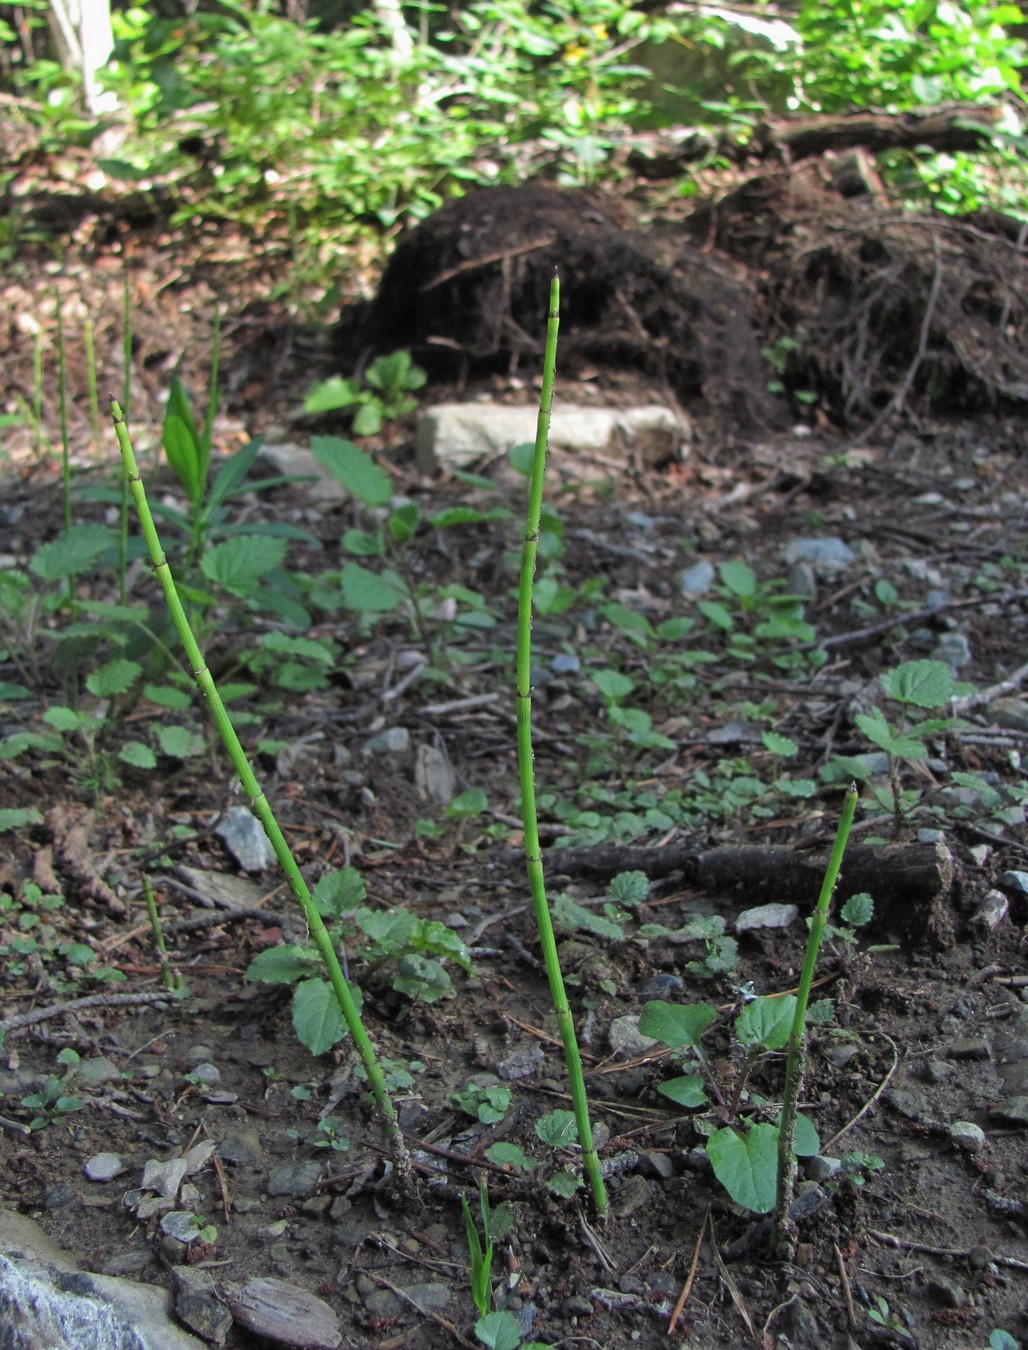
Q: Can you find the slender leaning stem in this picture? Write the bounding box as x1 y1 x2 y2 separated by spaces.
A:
773 783 858 1251
110 398 409 1177
516 276 608 1217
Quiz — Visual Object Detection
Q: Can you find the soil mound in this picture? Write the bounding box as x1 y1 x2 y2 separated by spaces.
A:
359 182 777 428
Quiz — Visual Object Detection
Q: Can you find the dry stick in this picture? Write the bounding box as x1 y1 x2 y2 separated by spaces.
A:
0 990 174 1036
516 275 607 1217
668 1210 709 1335
109 399 409 1180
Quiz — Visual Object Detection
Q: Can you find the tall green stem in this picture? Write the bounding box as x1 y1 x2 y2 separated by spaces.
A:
516 276 607 1217
110 399 408 1177
773 784 858 1252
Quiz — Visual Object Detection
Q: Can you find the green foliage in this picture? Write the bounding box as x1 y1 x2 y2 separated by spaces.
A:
462 1179 497 1318
639 994 826 1212
306 352 427 435
17 1049 87 1132
0 881 127 990
245 867 472 1055
453 1082 512 1124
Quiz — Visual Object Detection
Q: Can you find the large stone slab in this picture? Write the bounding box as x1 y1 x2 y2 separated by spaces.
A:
0 1209 204 1350
416 403 689 474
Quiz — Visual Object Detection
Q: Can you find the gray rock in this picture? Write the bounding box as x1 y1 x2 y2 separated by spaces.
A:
363 726 410 755
949 1120 986 1153
736 903 798 932
0 1211 204 1350
970 890 1009 930
266 1160 323 1198
218 1129 265 1166
76 1056 122 1087
84 1153 127 1183
172 1269 233 1346
223 1276 341 1349
496 1042 545 1081
140 1157 188 1201
999 869 1028 894
416 403 689 474
678 560 715 596
991 698 1028 732
160 1211 202 1244
947 1037 990 1061
787 560 818 599
782 537 856 570
364 1287 403 1318
885 1085 931 1122
186 1062 221 1087
640 973 684 998
930 631 972 671
254 443 349 503
610 1173 655 1218
215 806 275 873
414 743 457 803
607 1015 659 1058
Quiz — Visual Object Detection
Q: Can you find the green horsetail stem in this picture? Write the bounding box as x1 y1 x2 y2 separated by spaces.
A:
110 399 410 1178
515 277 608 1216
773 783 859 1251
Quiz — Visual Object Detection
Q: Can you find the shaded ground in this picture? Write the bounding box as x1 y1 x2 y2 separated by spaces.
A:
1 173 1027 1350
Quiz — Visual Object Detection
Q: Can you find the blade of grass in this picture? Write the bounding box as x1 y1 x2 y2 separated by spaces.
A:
772 783 858 1253
516 273 607 1217
110 397 409 1178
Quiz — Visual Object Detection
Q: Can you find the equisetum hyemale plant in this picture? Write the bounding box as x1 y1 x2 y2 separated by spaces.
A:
516 274 608 1217
773 782 859 1252
109 398 411 1179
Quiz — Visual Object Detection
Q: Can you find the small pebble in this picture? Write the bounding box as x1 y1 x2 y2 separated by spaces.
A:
84 1152 126 1182
736 903 798 932
949 1120 986 1153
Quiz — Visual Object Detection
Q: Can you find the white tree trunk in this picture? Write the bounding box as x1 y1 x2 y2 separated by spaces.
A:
47 0 120 116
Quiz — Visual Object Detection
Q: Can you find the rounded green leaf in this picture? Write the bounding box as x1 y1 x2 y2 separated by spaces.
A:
718 560 757 598
657 1074 708 1108
638 1000 718 1049
119 741 157 770
735 995 796 1051
339 562 406 613
245 944 319 985
591 669 634 702
475 1310 523 1350
485 1142 534 1171
87 658 142 698
292 976 352 1055
706 1123 778 1213
535 1109 578 1146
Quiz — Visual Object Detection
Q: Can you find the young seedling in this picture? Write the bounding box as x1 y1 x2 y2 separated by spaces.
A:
141 874 183 992
109 400 410 1180
462 1179 496 1318
515 274 607 1217
772 783 858 1253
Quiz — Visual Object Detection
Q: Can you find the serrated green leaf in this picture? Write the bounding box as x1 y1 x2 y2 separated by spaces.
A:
341 527 385 557
879 659 955 709
608 870 649 906
304 376 361 414
854 708 927 759
388 502 420 544
535 1109 578 1147
119 741 157 769
429 505 510 528
43 706 83 732
446 787 488 819
707 1123 778 1213
143 684 192 710
591 668 634 702
339 562 406 613
698 599 734 631
485 1141 534 1170
244 944 319 984
31 525 116 582
657 1074 708 1108
201 535 287 597
553 894 623 940
638 1000 718 1049
547 1169 582 1198
156 724 204 758
310 436 392 505
0 807 43 833
762 730 797 757
292 976 356 1055
86 658 142 698
840 891 874 926
312 867 366 919
735 995 796 1051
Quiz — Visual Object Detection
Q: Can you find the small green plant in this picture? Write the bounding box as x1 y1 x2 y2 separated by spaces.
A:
287 1114 351 1152
867 1294 906 1333
989 1330 1019 1350
110 398 410 1176
307 435 509 665
18 1049 86 1131
484 1109 591 1200
453 1082 512 1124
462 1179 496 1318
305 351 427 435
245 866 472 1050
843 658 969 831
0 881 126 990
